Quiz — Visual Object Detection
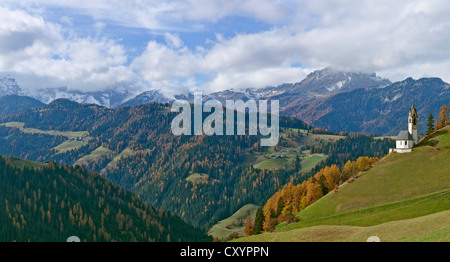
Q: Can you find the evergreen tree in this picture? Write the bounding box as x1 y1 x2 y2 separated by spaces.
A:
275 197 284 217
426 112 435 135
253 208 264 234
293 154 301 171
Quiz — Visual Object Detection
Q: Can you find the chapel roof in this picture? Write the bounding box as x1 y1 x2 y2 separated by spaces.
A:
396 130 413 140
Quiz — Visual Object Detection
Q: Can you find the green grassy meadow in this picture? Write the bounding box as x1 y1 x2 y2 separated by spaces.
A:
251 128 342 171
0 122 88 138
0 121 92 154
234 210 450 242
74 146 116 166
236 127 450 242
101 147 138 172
208 204 259 240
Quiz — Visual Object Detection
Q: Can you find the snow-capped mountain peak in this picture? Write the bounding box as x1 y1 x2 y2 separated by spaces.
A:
119 89 175 107
0 75 22 97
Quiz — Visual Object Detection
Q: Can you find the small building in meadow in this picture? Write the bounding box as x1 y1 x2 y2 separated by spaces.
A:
390 102 419 154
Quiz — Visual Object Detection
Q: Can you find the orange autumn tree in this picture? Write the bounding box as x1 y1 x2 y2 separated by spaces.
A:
243 216 255 236
305 178 323 205
436 105 450 130
341 160 358 181
322 165 340 191
262 156 379 232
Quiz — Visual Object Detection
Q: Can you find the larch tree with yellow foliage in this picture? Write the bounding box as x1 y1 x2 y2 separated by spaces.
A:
436 105 449 130
259 156 380 231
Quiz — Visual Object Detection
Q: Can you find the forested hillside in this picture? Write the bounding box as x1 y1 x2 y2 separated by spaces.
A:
0 100 394 231
0 95 44 118
0 155 209 242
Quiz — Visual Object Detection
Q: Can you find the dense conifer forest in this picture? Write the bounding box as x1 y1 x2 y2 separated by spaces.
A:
0 156 210 242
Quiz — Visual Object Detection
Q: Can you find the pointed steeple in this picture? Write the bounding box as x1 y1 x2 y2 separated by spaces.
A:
409 100 417 115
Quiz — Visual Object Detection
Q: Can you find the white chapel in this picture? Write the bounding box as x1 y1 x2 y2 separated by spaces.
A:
391 102 419 153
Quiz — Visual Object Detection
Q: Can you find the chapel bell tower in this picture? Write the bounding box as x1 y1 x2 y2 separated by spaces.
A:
408 101 418 145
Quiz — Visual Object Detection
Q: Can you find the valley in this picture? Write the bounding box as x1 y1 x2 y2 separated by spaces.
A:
0 99 393 233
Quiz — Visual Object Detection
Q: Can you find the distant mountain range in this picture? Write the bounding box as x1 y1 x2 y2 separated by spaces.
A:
120 89 174 107
0 75 22 96
208 68 392 107
0 76 134 108
287 77 450 135
2 68 388 108
187 71 449 135
28 87 135 108
126 68 391 107
0 95 45 118
2 68 449 135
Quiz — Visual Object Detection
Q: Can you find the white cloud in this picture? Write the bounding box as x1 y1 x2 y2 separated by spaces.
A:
205 67 312 93
131 41 197 80
130 30 312 94
0 7 60 54
182 0 289 24
3 1 450 97
0 6 140 93
117 0 450 94
60 16 73 27
164 33 184 48
5 0 290 30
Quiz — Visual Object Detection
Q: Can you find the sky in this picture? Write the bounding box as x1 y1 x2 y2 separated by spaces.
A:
1 0 450 97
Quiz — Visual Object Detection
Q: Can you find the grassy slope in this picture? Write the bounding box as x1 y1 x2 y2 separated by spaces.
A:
208 204 259 240
237 127 450 242
0 155 47 169
252 128 342 171
75 146 116 166
186 173 211 184
277 189 449 231
296 147 450 221
52 139 90 154
235 210 450 242
299 155 328 173
253 153 326 171
0 122 88 138
253 156 292 170
0 121 91 154
101 147 137 173
437 127 450 148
